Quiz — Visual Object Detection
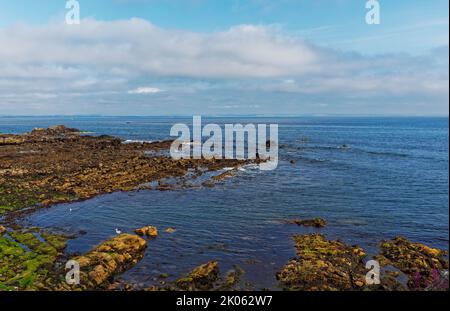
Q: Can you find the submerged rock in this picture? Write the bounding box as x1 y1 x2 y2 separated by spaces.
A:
164 227 176 234
218 265 245 290
212 170 235 181
286 218 327 228
277 234 367 291
74 234 147 288
176 261 220 291
375 236 449 290
135 226 158 238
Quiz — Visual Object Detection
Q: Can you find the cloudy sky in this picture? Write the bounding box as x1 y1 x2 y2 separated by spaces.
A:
0 0 448 116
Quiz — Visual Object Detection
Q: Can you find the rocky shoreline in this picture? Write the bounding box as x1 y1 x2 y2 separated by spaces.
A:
0 126 448 291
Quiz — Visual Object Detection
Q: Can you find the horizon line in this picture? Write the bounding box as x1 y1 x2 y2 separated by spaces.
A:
0 114 448 118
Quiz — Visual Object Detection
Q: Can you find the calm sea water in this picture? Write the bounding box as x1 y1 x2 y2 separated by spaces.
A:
1 116 448 289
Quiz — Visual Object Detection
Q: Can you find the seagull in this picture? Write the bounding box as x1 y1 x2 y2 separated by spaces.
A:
69 208 73 212
115 228 122 235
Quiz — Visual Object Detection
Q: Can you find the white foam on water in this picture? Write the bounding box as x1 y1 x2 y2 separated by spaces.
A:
122 139 154 144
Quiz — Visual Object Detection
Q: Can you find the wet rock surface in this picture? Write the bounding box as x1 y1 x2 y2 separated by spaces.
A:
277 233 448 291
276 234 367 291
164 227 176 234
144 261 245 291
375 237 449 290
285 218 327 228
0 227 69 290
135 226 158 238
0 125 259 291
73 234 147 289
0 125 255 216
176 261 220 291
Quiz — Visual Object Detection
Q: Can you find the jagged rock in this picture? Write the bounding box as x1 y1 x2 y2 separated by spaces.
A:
177 261 220 290
135 226 158 238
74 234 147 288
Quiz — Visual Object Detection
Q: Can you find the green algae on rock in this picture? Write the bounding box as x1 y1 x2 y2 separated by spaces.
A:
375 236 449 290
0 228 69 290
276 234 367 291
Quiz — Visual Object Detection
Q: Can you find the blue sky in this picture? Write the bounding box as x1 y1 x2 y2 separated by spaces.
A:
0 0 448 115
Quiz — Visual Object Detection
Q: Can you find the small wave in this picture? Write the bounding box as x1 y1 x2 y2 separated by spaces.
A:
298 145 410 158
298 145 349 151
122 139 154 144
297 155 330 164
222 167 235 171
181 141 202 147
366 151 409 157
242 163 260 170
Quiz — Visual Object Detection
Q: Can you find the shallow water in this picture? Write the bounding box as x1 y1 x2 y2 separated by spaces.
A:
1 116 448 289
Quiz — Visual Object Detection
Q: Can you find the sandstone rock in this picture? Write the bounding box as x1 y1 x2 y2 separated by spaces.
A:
135 226 158 238
74 233 147 288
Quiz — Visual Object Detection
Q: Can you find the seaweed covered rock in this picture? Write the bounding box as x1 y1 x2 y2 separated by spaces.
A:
0 228 69 290
217 265 245 290
286 218 327 228
276 234 367 291
74 234 147 288
135 226 158 238
375 237 449 290
177 261 220 290
0 125 254 216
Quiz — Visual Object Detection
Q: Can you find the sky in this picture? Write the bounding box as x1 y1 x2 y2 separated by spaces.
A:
0 0 448 116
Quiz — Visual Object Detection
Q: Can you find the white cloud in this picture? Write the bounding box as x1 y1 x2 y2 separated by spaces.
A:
0 18 448 115
0 19 319 78
128 87 164 94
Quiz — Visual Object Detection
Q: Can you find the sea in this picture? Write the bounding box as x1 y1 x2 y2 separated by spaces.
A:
0 116 448 289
